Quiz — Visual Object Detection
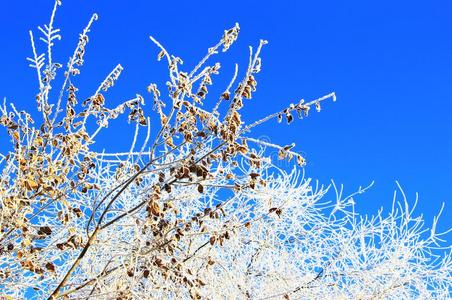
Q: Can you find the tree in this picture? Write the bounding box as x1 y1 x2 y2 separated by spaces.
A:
0 1 450 299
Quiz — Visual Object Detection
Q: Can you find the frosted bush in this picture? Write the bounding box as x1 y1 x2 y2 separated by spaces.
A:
0 2 450 299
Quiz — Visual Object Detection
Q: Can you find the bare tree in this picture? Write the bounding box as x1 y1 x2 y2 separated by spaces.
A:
0 2 450 299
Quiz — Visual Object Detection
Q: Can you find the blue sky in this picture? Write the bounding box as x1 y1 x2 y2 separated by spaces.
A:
0 1 451 237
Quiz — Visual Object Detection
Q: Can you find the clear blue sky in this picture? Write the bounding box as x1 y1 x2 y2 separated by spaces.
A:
0 1 451 237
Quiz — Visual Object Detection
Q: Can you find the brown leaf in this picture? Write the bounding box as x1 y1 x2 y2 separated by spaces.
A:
296 155 305 166
148 201 161 216
221 92 230 100
39 226 52 236
286 113 293 124
249 173 260 179
278 149 286 160
159 172 165 182
157 50 165 61
45 262 55 272
24 178 39 191
11 131 20 142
